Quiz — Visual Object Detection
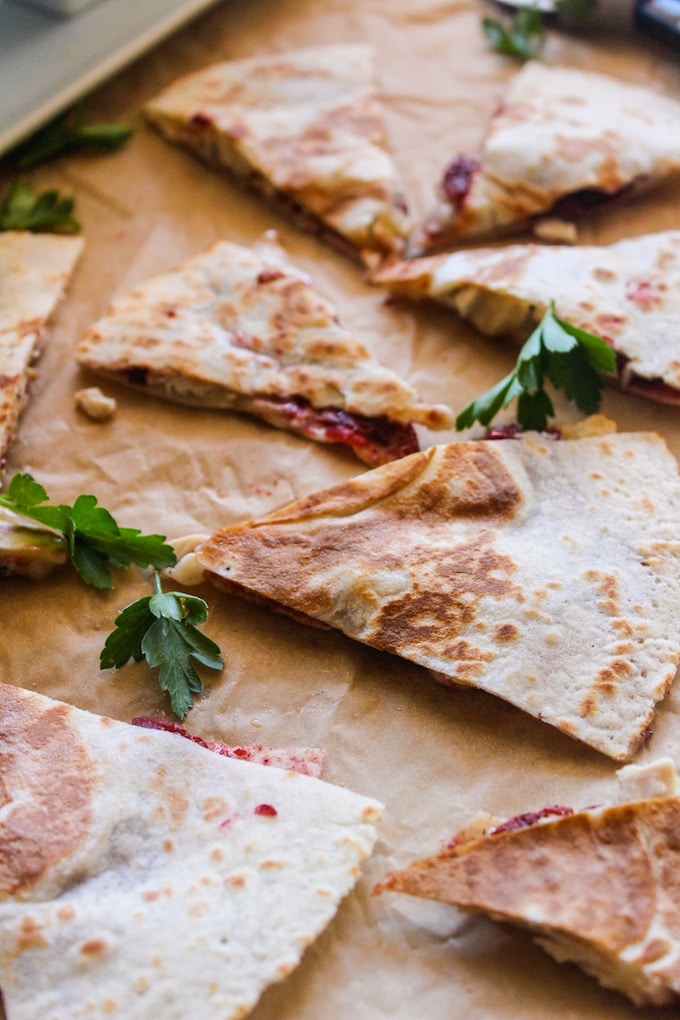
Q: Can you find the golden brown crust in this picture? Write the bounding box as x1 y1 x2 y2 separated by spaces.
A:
0 232 83 467
0 685 94 895
197 432 680 760
378 798 680 1004
145 46 411 262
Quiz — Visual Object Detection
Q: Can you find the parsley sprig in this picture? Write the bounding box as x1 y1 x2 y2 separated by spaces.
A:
101 571 224 718
482 8 546 60
0 473 175 588
0 181 80 234
455 303 616 432
555 0 597 19
483 1 598 60
17 107 134 168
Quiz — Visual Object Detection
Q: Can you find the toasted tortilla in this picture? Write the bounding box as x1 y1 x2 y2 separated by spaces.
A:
145 45 411 264
195 432 680 760
0 505 67 579
0 682 382 1020
373 230 680 406
376 760 680 1007
407 63 680 255
75 239 452 466
0 231 83 470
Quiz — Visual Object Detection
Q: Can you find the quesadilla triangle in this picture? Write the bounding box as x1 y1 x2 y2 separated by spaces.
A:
195 432 680 761
407 63 680 256
0 231 83 470
376 758 680 1007
0 505 67 579
144 45 411 265
0 683 382 1020
75 239 453 466
373 230 680 406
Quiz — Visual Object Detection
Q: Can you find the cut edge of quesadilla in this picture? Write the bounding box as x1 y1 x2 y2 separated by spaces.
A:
0 231 84 472
373 231 680 408
0 505 68 579
144 45 411 265
0 682 382 1020
75 238 453 466
406 63 680 256
131 714 327 777
376 758 680 1007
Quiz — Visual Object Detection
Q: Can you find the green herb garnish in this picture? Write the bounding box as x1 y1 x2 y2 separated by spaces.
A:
555 0 597 19
482 8 546 59
482 0 597 59
0 473 175 588
455 303 616 433
0 181 80 233
17 107 134 168
101 571 224 718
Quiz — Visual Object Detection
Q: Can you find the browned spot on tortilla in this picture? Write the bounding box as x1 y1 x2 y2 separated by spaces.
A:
57 904 76 922
149 764 189 833
592 266 616 283
202 796 229 823
0 687 95 895
467 252 533 287
80 939 108 957
553 135 622 191
258 95 385 194
142 889 161 902
640 938 673 964
202 443 522 663
494 622 519 643
16 915 48 950
599 575 619 610
454 661 486 680
592 659 634 698
228 873 247 888
580 692 598 717
188 900 210 917
371 533 519 655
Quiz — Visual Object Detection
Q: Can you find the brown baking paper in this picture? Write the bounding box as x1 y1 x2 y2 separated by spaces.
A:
2 1 680 1017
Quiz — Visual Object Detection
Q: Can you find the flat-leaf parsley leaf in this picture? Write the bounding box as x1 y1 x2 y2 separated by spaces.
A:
0 181 80 234
101 571 224 718
482 8 546 60
17 106 134 168
455 303 616 433
0 474 176 588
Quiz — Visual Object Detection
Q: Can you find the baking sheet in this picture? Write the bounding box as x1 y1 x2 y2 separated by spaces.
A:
0 0 224 156
2 0 680 1017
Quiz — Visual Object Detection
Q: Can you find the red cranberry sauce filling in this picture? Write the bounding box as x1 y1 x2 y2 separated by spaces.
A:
440 156 480 211
489 805 574 835
269 396 420 464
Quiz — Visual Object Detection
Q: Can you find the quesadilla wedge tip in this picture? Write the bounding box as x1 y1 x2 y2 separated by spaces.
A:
145 45 411 265
373 230 680 408
0 682 382 1020
407 63 680 255
193 432 680 761
376 758 680 1007
75 239 453 465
